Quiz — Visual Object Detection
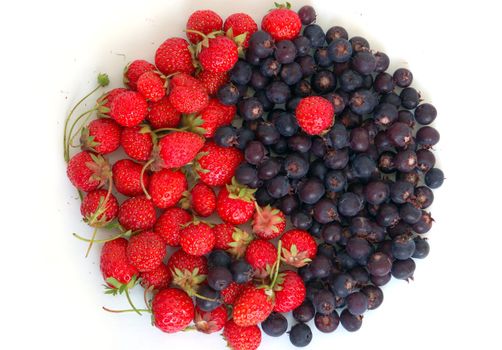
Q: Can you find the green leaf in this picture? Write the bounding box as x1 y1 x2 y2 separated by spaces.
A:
98 73 110 87
106 277 122 289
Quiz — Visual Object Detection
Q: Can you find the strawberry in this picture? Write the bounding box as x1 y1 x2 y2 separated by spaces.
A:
216 178 255 225
252 205 286 240
198 36 238 73
136 71 165 102
168 73 209 114
147 97 181 129
158 131 204 169
261 3 302 41
100 238 138 286
140 262 171 290
233 285 274 327
155 37 195 75
148 169 187 209
81 118 121 154
188 183 216 217
183 98 236 138
295 96 335 135
109 90 148 127
118 196 156 231
213 223 253 258
67 151 111 192
112 159 149 197
196 142 243 186
223 319 262 350
186 10 223 44
152 288 194 333
154 207 191 246
179 221 215 256
224 13 258 48
123 60 156 90
126 230 166 272
98 88 128 109
120 126 153 161
245 239 277 276
80 189 118 227
221 281 248 305
281 229 318 267
197 70 228 96
194 305 227 334
273 270 306 313
167 249 208 295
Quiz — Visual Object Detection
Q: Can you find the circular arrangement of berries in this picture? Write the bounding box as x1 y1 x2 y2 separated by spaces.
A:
64 3 442 349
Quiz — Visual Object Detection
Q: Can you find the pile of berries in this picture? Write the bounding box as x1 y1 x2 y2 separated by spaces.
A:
64 3 442 349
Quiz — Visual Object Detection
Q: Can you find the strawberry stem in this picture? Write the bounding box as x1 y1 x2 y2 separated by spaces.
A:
84 227 98 258
140 159 154 199
64 108 97 161
72 231 126 243
269 240 283 289
143 285 154 312
124 288 143 315
254 201 264 220
102 307 151 314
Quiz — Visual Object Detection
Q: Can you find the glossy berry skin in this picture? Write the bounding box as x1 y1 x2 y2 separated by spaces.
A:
261 7 302 41
154 207 192 246
168 73 209 114
112 159 149 197
197 70 229 97
393 68 413 87
346 291 368 315
223 320 262 350
120 126 153 162
152 288 194 333
233 285 274 327
340 309 363 332
148 169 187 209
315 311 340 333
274 271 306 313
155 37 195 75
136 71 165 102
159 131 205 169
231 260 254 284
82 118 121 155
413 237 430 259
126 231 166 272
189 183 216 217
180 222 216 256
425 168 444 188
289 323 313 347
391 258 416 280
293 300 315 322
295 96 334 135
261 312 288 337
199 36 239 73
147 97 181 129
186 9 223 44
281 229 318 267
224 13 258 48
245 239 277 273
109 91 148 127
80 189 118 225
367 252 393 277
100 238 138 285
298 5 316 25
194 305 228 334
216 185 255 225
167 249 208 290
207 266 233 291
67 151 109 192
415 103 437 125
140 262 171 290
118 196 156 231
197 142 244 186
196 284 222 311
124 60 156 90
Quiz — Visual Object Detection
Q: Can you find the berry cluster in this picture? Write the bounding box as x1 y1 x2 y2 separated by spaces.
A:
64 3 441 349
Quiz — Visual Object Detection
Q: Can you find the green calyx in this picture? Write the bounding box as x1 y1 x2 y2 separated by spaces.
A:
181 114 207 136
226 177 257 202
104 275 143 315
274 2 291 9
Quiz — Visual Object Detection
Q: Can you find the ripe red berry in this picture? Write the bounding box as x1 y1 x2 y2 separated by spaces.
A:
197 70 229 96
221 281 248 305
154 207 192 246
191 98 236 138
296 96 334 135
281 229 318 268
148 169 187 209
179 221 215 256
100 238 138 285
118 196 156 231
147 97 181 129
196 142 244 186
67 151 110 192
112 159 149 197
140 263 171 290
167 249 208 292
199 36 239 73
223 319 262 350
80 189 118 226
136 71 165 102
168 73 209 114
155 37 195 75
261 6 302 41
224 13 258 48
124 60 156 90
158 131 205 169
109 91 148 127
186 10 223 44
233 285 274 327
190 183 216 217
126 231 166 272
99 88 128 109
213 223 253 258
194 305 227 334
152 288 194 333
252 205 286 240
120 126 153 162
245 239 277 275
273 270 306 313
216 178 255 225
81 118 121 154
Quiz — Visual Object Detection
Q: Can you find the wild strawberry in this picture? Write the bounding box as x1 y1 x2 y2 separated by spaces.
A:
112 159 149 197
188 183 216 217
126 231 166 272
148 169 187 209
196 142 243 186
123 60 156 90
245 239 277 276
118 196 156 231
81 118 121 154
183 98 236 138
109 90 148 127
197 70 228 96
80 189 118 227
216 178 255 225
224 13 258 48
120 126 153 161
167 249 208 295
233 285 274 327
213 223 253 258
140 262 171 290
155 37 195 75
273 270 306 313
99 88 128 109
261 3 302 41
252 205 286 240
67 151 111 192
179 221 215 256
194 305 227 334
147 97 181 129
158 131 204 169
281 229 318 267
137 71 165 102
295 96 335 135
154 207 192 246
186 10 223 44
152 288 194 333
221 281 248 305
100 238 138 285
198 36 238 73
223 319 262 350
168 73 209 114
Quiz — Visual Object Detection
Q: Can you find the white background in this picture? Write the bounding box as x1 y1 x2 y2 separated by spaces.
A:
0 0 501 349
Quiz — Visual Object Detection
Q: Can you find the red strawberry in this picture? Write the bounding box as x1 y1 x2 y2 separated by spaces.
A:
216 178 255 225
80 189 118 227
67 151 111 192
158 131 205 169
148 169 187 209
186 10 223 44
137 71 165 102
213 223 253 258
183 98 236 138
100 238 138 285
197 70 229 96
120 126 153 161
168 73 209 114
189 183 216 217
194 305 227 334
147 97 181 129
155 37 195 75
179 221 215 256
112 159 149 197
252 205 286 240
196 142 243 186
198 36 238 73
295 96 334 135
167 249 208 295
152 288 194 333
261 4 302 41
233 285 274 327
154 207 192 246
118 196 156 231
223 319 262 350
109 90 148 127
245 239 277 276
126 231 166 272
273 270 306 312
224 13 258 48
99 88 128 109
140 262 171 290
281 229 318 267
221 281 248 305
81 118 121 154
124 60 156 90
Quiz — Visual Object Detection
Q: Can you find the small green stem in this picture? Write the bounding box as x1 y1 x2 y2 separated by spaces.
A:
194 293 219 302
84 227 98 258
154 126 188 133
125 288 142 316
68 108 97 150
140 159 154 199
102 307 151 314
65 108 97 161
73 232 125 243
269 240 283 289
